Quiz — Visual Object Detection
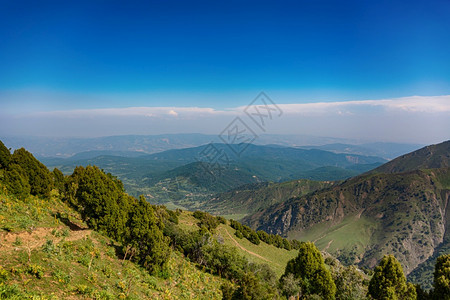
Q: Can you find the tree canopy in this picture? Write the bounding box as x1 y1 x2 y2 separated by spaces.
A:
10 148 52 198
433 254 450 300
282 241 336 300
368 254 416 300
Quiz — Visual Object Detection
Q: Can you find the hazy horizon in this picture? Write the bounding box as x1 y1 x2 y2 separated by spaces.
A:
1 1 449 144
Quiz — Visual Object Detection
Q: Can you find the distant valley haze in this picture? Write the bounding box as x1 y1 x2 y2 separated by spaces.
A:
0 1 449 145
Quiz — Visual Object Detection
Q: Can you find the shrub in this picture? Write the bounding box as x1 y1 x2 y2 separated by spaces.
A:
27 264 45 279
0 266 9 283
51 269 71 284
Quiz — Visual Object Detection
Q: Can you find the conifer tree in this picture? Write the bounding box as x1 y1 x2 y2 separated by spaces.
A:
52 168 65 194
0 140 10 168
433 254 450 300
10 148 52 198
282 241 336 300
125 196 171 274
368 255 416 300
5 163 30 199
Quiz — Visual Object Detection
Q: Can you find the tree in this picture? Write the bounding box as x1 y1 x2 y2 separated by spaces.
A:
125 197 171 274
66 165 128 241
10 148 52 198
4 163 30 199
368 255 416 300
232 272 277 300
279 273 302 299
52 168 65 194
433 254 450 300
282 241 336 300
0 140 10 169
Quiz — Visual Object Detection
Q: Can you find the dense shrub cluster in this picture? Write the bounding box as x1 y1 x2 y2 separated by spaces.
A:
0 142 53 199
64 165 171 274
192 210 226 232
163 222 280 299
230 219 301 250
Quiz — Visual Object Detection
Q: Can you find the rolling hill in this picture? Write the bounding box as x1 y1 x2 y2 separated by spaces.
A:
42 143 386 208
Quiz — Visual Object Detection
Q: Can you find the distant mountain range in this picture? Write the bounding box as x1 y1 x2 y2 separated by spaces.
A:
1 134 423 159
40 143 388 210
242 140 450 288
297 142 424 159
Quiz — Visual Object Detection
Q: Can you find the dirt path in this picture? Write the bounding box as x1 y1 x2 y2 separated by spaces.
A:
323 239 334 251
222 227 271 263
0 226 92 252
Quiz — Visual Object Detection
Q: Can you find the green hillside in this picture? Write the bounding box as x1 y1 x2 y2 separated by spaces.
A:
0 140 337 299
202 179 335 218
243 140 450 288
3 139 450 298
0 190 226 299
42 143 386 207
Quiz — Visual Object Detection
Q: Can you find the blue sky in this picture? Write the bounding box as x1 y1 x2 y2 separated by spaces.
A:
0 0 449 142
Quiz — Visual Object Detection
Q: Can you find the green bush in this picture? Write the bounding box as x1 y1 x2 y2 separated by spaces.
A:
27 264 45 279
0 266 9 283
51 269 71 284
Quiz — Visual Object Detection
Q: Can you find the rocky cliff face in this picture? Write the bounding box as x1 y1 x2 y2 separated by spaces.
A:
244 168 450 275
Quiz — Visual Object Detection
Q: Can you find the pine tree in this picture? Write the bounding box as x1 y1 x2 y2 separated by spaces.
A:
125 197 171 274
368 255 416 300
282 241 336 300
66 165 127 241
5 163 30 199
0 140 10 169
52 168 65 194
10 148 52 198
433 254 450 300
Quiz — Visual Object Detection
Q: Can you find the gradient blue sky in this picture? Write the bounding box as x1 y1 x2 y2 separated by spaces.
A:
0 0 449 142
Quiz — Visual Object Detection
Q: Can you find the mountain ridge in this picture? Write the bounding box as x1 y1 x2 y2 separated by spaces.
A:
242 140 450 287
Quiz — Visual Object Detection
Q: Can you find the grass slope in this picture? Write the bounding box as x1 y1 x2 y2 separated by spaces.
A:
178 211 298 277
0 189 224 299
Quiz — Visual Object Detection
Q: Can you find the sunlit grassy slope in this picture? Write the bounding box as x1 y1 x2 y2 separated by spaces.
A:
0 189 224 299
178 211 298 277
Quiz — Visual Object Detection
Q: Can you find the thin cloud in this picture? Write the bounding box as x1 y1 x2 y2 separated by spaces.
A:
27 95 450 118
31 106 236 118
1 95 448 143
273 95 450 115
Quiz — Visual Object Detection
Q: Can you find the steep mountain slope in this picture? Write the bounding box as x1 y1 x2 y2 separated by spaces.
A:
202 179 335 217
298 142 423 159
371 140 449 174
243 140 450 286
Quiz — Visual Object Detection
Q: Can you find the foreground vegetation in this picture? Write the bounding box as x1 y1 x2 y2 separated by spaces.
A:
1 140 450 299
